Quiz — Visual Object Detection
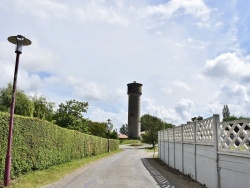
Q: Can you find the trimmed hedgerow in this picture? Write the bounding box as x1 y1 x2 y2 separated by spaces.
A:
0 112 119 181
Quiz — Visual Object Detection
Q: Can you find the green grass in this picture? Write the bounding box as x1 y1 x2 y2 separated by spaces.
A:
229 145 248 151
8 149 122 188
145 146 158 152
129 143 143 146
119 139 142 145
144 146 158 158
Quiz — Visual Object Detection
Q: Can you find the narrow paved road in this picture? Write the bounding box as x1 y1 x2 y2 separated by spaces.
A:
44 145 160 188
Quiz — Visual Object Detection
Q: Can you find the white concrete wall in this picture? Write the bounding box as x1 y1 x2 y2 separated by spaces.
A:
183 143 195 179
164 141 168 164
159 141 164 160
219 153 250 188
175 143 182 172
196 144 217 188
169 142 175 168
158 116 250 188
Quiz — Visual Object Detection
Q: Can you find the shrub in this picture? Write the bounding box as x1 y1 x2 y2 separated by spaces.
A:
0 112 119 181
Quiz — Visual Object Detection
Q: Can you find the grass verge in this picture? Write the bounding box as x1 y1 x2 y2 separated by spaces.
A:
145 146 158 158
145 146 158 152
8 149 122 188
129 143 143 146
120 139 141 145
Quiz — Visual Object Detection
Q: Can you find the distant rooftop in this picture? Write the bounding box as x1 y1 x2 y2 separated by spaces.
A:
118 134 128 139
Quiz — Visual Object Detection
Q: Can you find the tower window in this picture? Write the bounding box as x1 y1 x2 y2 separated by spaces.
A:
131 113 133 117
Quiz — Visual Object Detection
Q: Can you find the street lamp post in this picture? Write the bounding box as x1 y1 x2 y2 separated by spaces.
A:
4 35 31 187
107 119 112 153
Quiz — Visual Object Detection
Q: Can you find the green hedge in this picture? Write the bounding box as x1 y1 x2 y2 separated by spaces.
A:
0 112 119 181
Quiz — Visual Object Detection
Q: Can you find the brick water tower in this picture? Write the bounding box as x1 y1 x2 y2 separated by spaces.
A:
127 81 142 139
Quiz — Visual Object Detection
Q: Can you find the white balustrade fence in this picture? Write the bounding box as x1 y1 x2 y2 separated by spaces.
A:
158 115 250 188
219 119 250 152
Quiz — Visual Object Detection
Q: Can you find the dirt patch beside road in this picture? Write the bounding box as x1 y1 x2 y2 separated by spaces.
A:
143 158 206 188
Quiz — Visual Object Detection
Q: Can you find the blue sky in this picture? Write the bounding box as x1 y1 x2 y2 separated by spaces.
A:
1 0 250 130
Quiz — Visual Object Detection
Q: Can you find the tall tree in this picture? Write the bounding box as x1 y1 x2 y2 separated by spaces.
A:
141 114 172 148
0 83 34 117
223 115 238 122
54 99 89 133
88 121 107 138
110 129 118 139
191 116 203 122
119 124 128 135
222 105 230 121
32 95 55 121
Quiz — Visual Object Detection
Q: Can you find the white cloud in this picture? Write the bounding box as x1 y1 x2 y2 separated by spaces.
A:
205 83 250 119
45 76 126 103
0 41 13 61
212 84 250 105
160 88 173 94
205 103 223 120
142 98 187 124
86 107 127 130
14 0 70 20
172 80 191 91
0 38 59 73
19 72 43 92
175 98 194 120
140 0 211 21
1 0 250 128
4 0 129 26
196 21 211 28
201 52 250 119
0 61 16 86
155 31 162 35
74 82 107 101
74 5 129 26
141 98 200 124
0 59 43 93
175 38 210 49
21 38 59 73
115 88 127 98
0 40 46 91
56 76 108 101
215 22 224 28
202 52 250 82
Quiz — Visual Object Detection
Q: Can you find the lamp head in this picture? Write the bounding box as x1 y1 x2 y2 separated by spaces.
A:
107 119 112 131
8 35 31 53
107 119 111 124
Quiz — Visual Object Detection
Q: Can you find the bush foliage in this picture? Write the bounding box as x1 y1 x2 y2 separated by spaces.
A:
0 112 119 181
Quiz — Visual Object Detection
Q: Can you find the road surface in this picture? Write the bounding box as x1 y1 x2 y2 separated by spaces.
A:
44 145 159 188
44 145 204 188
